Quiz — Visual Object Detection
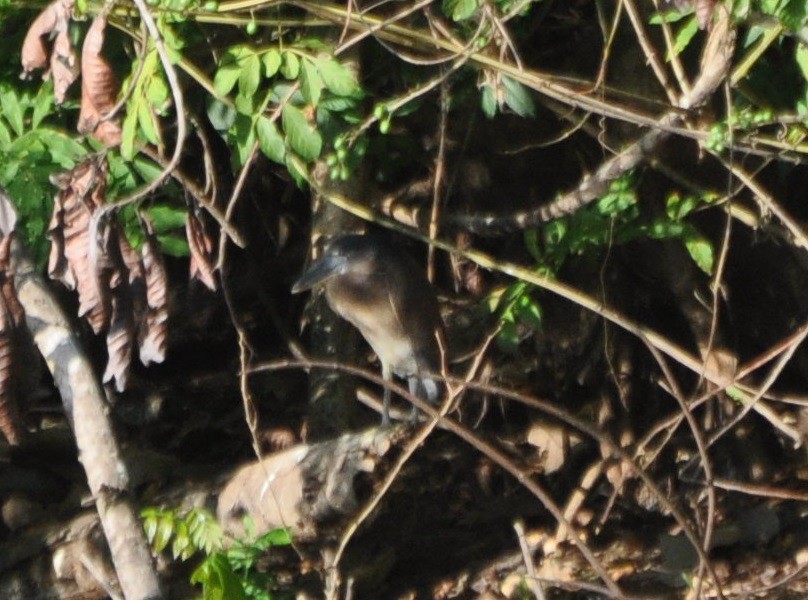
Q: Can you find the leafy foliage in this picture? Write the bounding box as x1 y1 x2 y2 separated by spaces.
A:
481 76 536 119
142 506 292 600
121 47 172 160
0 81 86 253
488 175 718 349
210 42 361 179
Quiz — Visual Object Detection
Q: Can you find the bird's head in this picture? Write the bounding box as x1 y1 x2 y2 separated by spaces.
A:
291 235 380 294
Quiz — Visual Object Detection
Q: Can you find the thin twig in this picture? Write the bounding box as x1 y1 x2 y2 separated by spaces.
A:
649 0 691 94
139 145 245 246
708 324 808 448
716 155 808 251
712 478 808 501
589 0 624 94
514 520 545 600
623 0 678 104
644 342 719 600
426 76 448 283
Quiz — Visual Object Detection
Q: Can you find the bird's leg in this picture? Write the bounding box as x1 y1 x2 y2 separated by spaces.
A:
407 378 421 423
381 363 392 426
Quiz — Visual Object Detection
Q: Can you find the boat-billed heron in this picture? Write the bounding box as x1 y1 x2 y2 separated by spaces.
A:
292 234 445 424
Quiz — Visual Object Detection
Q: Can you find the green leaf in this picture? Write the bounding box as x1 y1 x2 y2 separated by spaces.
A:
186 508 223 553
497 320 520 353
172 530 191 560
239 53 261 98
142 510 158 543
157 234 189 257
132 156 163 182
192 554 247 600
121 105 139 160
256 115 286 163
285 152 309 187
684 229 714 274
281 104 322 161
262 49 282 78
153 514 174 553
523 229 543 263
726 385 745 403
8 131 45 155
148 204 187 232
0 88 24 137
0 119 12 147
31 86 53 129
597 183 637 216
313 56 358 96
668 16 699 60
36 129 85 167
666 192 698 220
236 130 256 166
207 98 237 132
443 0 478 21
147 76 170 111
213 63 240 97
481 84 497 118
138 101 161 146
262 527 292 546
797 45 808 82
501 76 535 117
300 58 323 106
0 162 19 183
318 96 358 112
516 294 542 330
235 92 257 116
160 21 185 55
779 0 807 31
650 7 693 24
295 37 330 52
280 52 300 79
644 218 686 239
544 219 567 246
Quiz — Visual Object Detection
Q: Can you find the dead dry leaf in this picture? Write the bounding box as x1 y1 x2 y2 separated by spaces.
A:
0 233 23 446
51 28 79 104
0 236 24 329
527 421 568 474
20 0 74 75
91 211 143 392
0 191 24 445
0 296 22 446
78 15 121 147
48 158 110 332
103 292 133 392
138 215 168 366
47 186 74 289
48 158 154 391
186 211 217 290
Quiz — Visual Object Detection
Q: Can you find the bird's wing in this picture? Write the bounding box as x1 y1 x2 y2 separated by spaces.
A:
384 274 409 339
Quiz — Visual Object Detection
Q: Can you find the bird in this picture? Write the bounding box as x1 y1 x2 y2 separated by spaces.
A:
292 234 445 424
